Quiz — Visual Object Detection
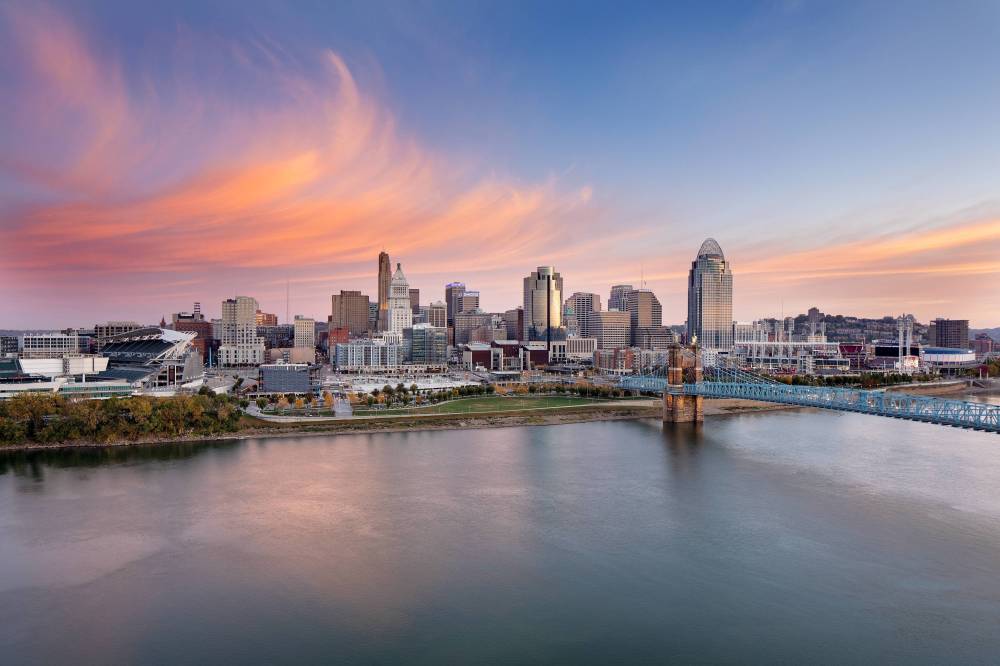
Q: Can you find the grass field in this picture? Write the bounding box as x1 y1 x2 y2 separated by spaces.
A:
351 395 608 416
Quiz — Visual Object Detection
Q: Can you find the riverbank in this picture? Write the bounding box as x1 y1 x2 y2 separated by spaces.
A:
1 398 798 452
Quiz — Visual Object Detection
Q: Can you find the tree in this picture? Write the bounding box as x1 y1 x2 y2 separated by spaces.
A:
323 391 334 408
256 398 268 410
277 396 290 410
410 384 419 395
366 396 375 407
294 397 305 409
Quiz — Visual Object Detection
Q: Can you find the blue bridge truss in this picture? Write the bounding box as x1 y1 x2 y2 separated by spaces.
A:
621 366 1000 433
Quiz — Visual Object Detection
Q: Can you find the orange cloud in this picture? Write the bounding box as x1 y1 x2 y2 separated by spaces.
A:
0 5 593 291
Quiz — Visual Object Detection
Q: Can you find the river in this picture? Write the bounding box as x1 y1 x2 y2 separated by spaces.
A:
2 400 999 664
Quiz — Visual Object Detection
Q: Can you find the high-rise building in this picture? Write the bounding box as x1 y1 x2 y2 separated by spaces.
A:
609 285 634 312
502 307 523 341
368 302 379 331
330 290 371 336
932 318 970 349
445 282 466 326
377 250 391 331
565 292 602 339
388 263 413 336
406 324 448 365
460 290 480 314
454 310 494 345
625 289 662 345
593 310 631 350
686 238 733 351
0 336 19 357
173 303 214 361
293 315 316 349
523 266 563 342
219 296 265 366
428 301 447 328
254 310 278 326
409 288 420 315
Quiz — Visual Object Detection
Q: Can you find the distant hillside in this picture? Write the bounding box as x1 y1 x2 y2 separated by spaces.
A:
971 327 1000 340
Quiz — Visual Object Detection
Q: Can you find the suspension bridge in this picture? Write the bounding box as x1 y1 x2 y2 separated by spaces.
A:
620 345 1000 433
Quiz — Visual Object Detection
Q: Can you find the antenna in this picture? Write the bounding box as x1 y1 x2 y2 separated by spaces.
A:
285 279 290 324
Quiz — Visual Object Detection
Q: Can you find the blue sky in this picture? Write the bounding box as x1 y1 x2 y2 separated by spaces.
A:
2 1 999 326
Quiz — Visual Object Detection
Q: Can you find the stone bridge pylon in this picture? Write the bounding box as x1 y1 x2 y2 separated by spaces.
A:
663 344 703 423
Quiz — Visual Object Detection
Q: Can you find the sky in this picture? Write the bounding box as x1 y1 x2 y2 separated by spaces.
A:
2 0 999 328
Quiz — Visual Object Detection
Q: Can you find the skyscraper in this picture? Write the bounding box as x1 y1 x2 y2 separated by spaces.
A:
686 238 733 351
409 288 420 314
428 301 447 328
377 251 391 331
330 290 371 336
388 263 413 336
445 282 466 326
609 284 634 311
219 296 265 366
932 318 970 349
523 266 563 342
625 288 662 345
565 292 602 338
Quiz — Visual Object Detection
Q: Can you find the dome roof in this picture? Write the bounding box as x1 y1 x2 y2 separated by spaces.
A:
697 238 724 259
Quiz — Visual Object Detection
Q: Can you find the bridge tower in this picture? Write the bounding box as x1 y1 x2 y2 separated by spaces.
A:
663 343 703 423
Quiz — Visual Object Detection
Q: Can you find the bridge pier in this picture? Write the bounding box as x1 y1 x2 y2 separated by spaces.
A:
663 344 703 423
663 393 703 423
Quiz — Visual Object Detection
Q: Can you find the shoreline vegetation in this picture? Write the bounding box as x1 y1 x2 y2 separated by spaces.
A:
0 381 987 453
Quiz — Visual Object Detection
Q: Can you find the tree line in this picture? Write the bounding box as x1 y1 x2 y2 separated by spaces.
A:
0 387 245 446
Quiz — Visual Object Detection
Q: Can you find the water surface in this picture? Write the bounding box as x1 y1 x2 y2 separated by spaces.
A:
2 406 999 664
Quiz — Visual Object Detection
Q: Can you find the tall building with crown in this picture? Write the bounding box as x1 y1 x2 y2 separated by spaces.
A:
388 263 413 336
686 238 733 351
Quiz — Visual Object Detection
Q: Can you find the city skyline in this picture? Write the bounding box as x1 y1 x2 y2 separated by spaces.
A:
2 3 1000 327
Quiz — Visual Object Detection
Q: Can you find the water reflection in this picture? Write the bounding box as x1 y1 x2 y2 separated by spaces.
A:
0 439 242 478
1 416 999 663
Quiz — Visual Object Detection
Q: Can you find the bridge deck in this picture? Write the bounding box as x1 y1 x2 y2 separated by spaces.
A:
619 376 1000 433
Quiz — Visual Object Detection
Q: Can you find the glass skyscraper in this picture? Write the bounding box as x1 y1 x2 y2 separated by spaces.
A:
686 238 733 351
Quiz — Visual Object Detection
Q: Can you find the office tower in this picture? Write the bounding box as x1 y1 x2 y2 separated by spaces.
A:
932 319 970 349
409 288 420 315
445 282 466 326
565 292 602 338
625 289 662 345
523 266 563 342
19 333 79 359
254 310 278 326
502 307 523 341
330 290 371 336
388 263 413 336
609 285 634 311
377 250 391 331
428 301 447 328
219 296 266 366
454 310 493 345
593 310 631 350
293 316 315 349
460 290 480 314
687 238 733 351
406 324 448 365
368 302 379 331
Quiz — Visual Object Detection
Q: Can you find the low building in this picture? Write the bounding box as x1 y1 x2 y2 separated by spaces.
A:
20 333 79 359
335 338 403 371
565 336 597 362
260 362 312 394
267 347 316 364
461 343 492 370
594 347 635 375
921 347 977 374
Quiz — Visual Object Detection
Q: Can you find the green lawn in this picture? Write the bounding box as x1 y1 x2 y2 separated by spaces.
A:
352 395 608 416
